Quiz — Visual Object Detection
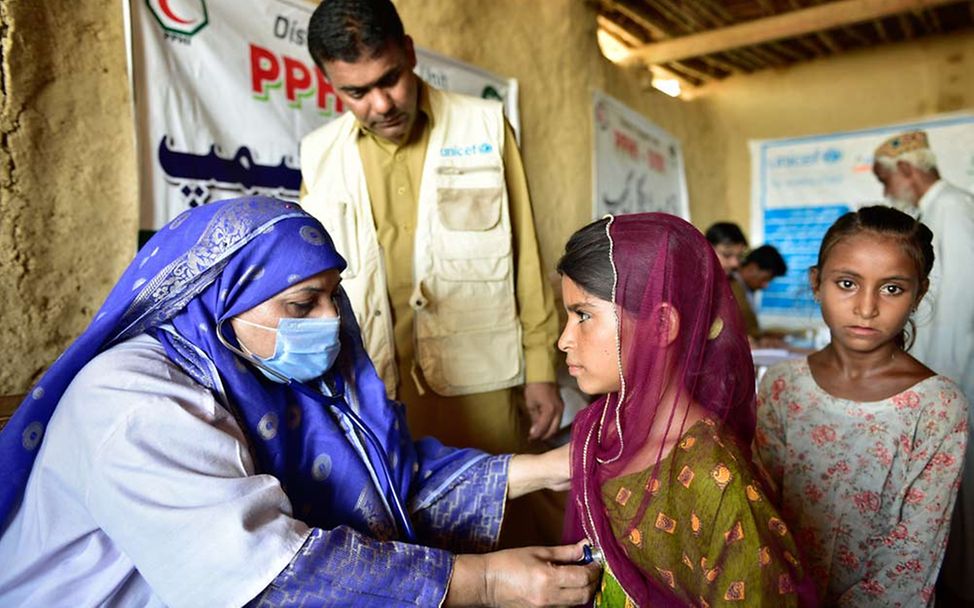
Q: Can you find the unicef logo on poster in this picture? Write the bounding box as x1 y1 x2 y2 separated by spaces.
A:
146 0 209 37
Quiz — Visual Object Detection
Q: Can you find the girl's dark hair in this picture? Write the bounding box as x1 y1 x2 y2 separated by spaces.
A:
705 222 748 247
308 0 406 67
557 218 614 302
814 205 935 350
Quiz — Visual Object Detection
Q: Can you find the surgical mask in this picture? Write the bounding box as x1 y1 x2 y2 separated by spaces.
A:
235 315 342 383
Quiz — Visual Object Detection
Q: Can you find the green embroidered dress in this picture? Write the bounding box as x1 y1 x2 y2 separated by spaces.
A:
595 419 808 607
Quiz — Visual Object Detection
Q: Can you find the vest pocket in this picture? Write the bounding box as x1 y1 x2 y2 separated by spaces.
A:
433 256 510 282
418 322 522 396
433 173 511 283
437 187 502 231
433 164 510 266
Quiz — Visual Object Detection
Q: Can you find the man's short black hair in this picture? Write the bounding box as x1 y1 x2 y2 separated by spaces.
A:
704 222 748 247
743 244 788 277
308 0 406 67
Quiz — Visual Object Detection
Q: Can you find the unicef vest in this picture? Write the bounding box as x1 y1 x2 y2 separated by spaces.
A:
300 86 523 398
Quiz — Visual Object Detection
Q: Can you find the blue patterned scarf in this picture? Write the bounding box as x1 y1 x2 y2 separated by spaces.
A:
0 196 417 537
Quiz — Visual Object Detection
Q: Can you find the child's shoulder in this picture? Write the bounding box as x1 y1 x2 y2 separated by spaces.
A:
677 423 782 525
909 373 970 411
758 358 810 396
765 357 808 377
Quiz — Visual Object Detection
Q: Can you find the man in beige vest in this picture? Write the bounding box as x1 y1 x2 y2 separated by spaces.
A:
300 0 563 544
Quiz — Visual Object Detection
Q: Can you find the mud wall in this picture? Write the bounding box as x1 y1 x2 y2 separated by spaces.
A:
0 0 137 393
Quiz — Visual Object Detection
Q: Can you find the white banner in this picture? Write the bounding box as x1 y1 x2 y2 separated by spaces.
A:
414 48 520 143
750 113 974 328
127 0 520 230
592 91 689 220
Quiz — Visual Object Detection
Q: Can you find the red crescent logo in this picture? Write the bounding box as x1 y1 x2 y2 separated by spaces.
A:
158 0 195 25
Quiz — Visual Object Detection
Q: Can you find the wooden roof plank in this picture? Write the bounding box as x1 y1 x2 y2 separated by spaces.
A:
745 44 789 65
622 0 958 66
873 18 891 42
925 7 943 32
647 0 705 33
768 40 811 61
652 0 789 67
783 0 842 52
597 14 721 81
899 12 916 37
815 30 843 52
600 0 670 41
806 0 877 45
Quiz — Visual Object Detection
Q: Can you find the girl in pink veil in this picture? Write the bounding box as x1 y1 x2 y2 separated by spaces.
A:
558 213 816 607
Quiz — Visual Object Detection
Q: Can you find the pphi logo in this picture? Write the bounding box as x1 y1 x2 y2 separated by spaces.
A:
146 0 209 37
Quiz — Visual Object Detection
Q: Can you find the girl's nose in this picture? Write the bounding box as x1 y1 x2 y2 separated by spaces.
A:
854 291 879 318
557 326 573 352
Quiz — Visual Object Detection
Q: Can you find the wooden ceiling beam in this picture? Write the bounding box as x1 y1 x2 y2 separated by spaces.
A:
807 0 875 46
601 0 740 74
597 14 644 47
622 0 958 66
693 0 793 69
646 0 771 70
596 15 715 82
784 0 841 54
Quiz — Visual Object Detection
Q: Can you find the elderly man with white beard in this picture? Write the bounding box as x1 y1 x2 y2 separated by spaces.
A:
873 130 974 604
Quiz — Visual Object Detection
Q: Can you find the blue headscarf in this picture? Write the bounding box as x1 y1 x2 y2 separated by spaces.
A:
0 196 416 537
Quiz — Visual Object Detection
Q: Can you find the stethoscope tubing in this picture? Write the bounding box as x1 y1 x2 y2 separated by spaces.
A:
288 378 418 542
215 320 417 542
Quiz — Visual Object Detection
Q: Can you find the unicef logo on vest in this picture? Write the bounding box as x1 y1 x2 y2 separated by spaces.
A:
440 142 494 158
146 0 209 38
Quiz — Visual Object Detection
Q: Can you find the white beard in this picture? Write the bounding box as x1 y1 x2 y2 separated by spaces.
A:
883 196 920 219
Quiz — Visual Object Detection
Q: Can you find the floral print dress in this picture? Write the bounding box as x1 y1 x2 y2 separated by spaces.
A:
755 359 969 607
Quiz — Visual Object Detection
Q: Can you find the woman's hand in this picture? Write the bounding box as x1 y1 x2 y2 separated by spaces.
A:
446 540 600 607
507 443 571 499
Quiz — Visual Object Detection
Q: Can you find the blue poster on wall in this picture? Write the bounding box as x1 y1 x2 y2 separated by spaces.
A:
749 112 974 330
761 205 849 316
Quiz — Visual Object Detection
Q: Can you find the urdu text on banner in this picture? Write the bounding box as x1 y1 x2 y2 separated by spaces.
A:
749 112 974 329
592 91 689 221
127 0 520 230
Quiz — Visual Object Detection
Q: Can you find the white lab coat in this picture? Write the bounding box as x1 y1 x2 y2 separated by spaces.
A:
0 335 309 607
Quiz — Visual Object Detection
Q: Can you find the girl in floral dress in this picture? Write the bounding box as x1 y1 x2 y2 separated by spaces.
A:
754 205 968 607
559 213 816 607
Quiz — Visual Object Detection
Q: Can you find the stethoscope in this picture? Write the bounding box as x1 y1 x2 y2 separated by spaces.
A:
216 320 418 543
